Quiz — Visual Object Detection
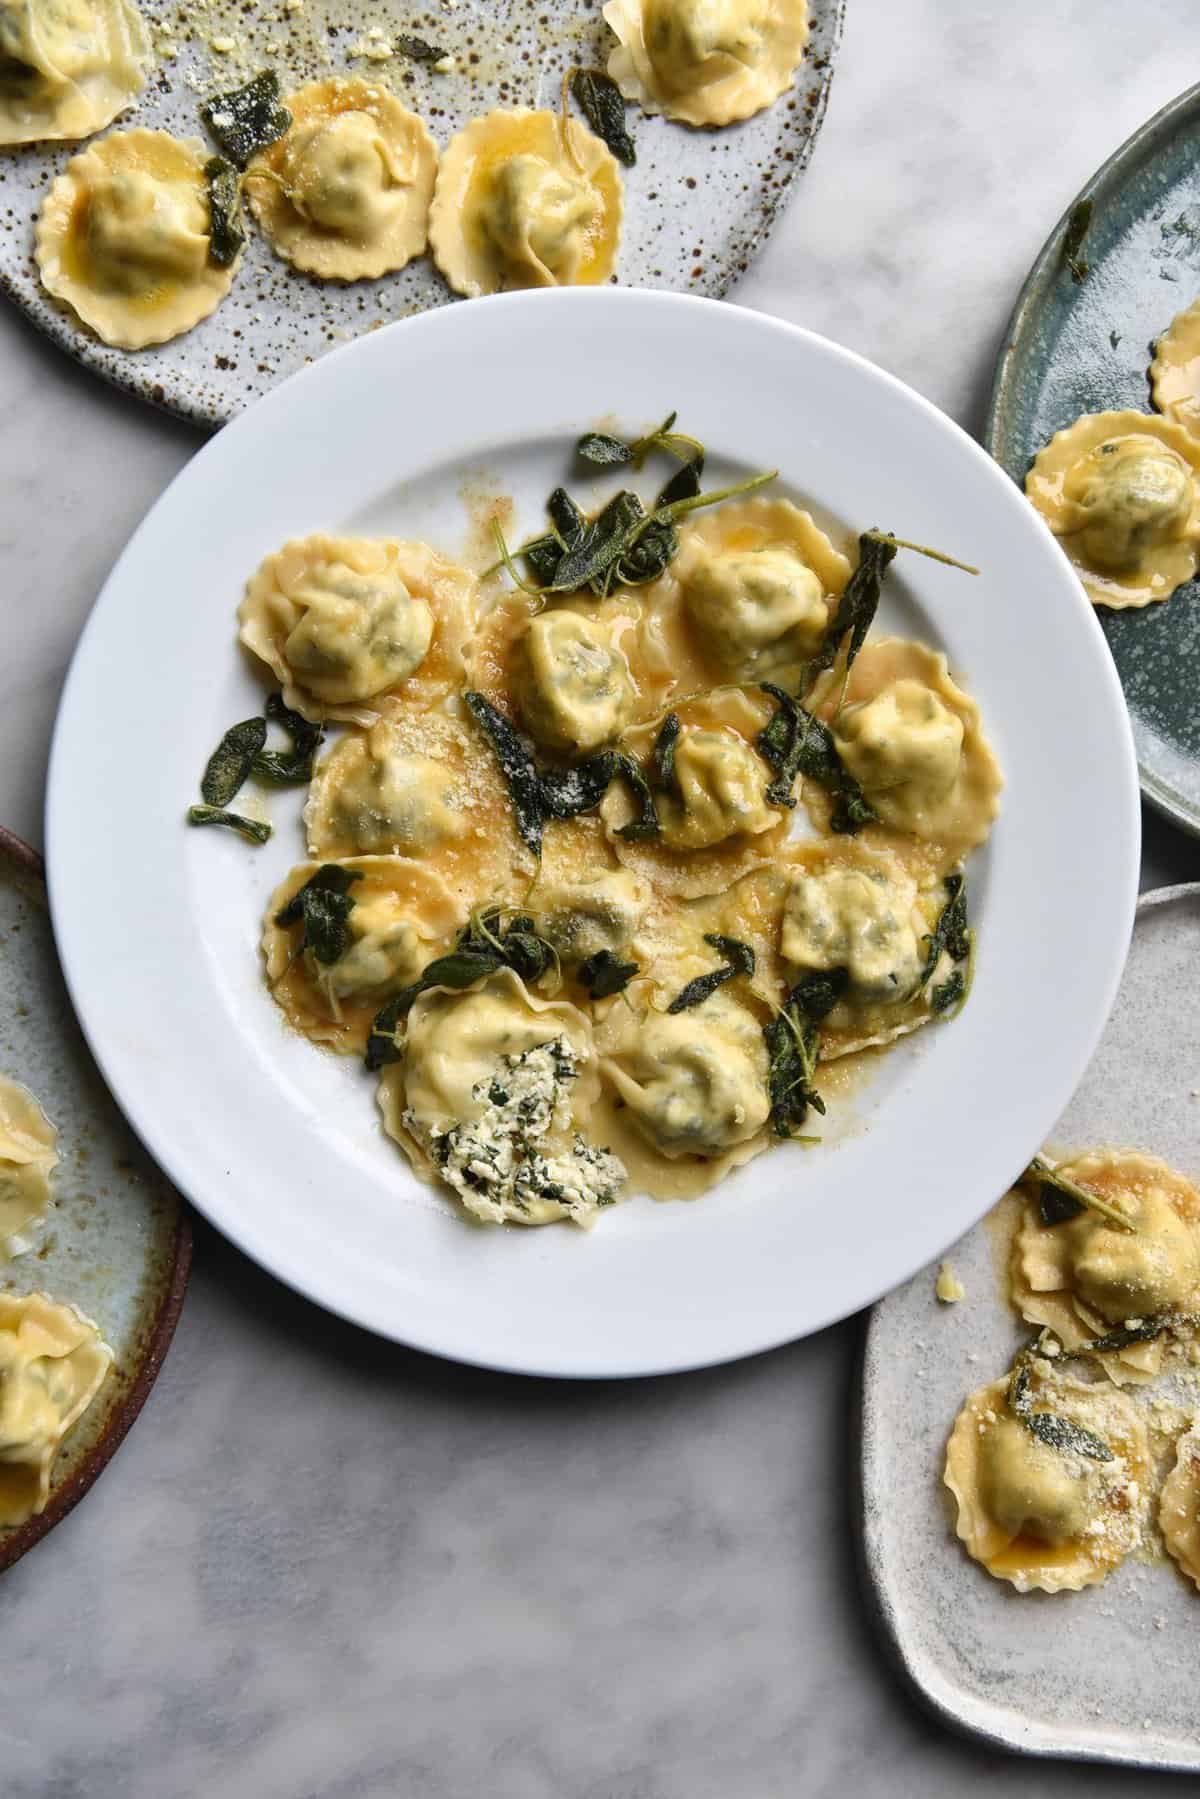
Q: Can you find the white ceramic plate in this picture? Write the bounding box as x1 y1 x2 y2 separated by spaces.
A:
46 289 1139 1378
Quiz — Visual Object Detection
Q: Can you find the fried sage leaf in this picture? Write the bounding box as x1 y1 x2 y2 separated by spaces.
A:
253 691 326 784
570 68 636 167
464 690 548 854
666 934 754 1015
1020 1154 1137 1233
275 863 362 965
200 716 267 807
1077 1319 1165 1354
395 32 446 61
810 530 898 680
920 873 970 982
1008 1363 1113 1462
764 968 847 1136
651 711 680 794
205 156 244 268
1063 197 1093 284
578 949 639 999
202 71 291 168
186 804 271 844
756 684 877 832
575 431 634 468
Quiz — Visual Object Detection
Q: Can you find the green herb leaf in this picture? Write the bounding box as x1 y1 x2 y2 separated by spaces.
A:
756 683 877 830
811 531 898 679
464 690 547 856
1008 1362 1113 1461
651 712 680 794
395 32 446 60
252 691 325 784
186 804 271 844
656 457 703 507
763 968 848 1137
920 873 970 982
617 517 678 585
275 864 363 965
202 70 291 167
576 431 634 467
930 970 966 1015
1063 197 1093 284
200 716 267 806
1021 1154 1137 1233
551 489 646 593
204 156 244 268
578 949 639 999
570 68 636 167
1078 1319 1165 1354
666 933 754 1014
548 486 587 545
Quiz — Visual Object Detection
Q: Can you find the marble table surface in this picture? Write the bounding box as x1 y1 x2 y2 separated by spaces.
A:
4 3 1200 1794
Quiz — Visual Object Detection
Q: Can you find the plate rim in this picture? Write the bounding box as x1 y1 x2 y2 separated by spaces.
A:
0 824 193 1575
0 0 845 431
856 883 1200 1774
44 287 1141 1378
983 78 1200 842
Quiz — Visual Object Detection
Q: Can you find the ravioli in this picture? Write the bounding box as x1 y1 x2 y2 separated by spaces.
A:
1160 1423 1200 1593
597 979 769 1163
239 534 476 725
533 865 652 966
305 719 467 860
603 0 809 127
0 1291 112 1528
1151 300 1200 440
943 1364 1149 1592
378 967 625 1226
0 1074 58 1261
638 498 851 699
1025 410 1200 609
779 841 955 1057
515 609 637 753
0 0 150 146
246 77 437 281
35 128 238 348
808 637 1001 863
263 856 464 1055
429 107 623 298
603 687 787 899
1010 1150 1200 1383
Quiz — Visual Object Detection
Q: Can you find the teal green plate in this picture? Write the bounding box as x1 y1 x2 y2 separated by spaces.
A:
986 80 1200 837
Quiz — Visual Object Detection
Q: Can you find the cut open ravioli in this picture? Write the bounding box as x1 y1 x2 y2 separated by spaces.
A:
263 856 464 1055
1152 300 1200 441
638 497 851 699
604 0 809 127
378 967 626 1227
239 533 476 725
603 685 786 898
808 637 1001 865
0 1291 112 1529
1025 409 1200 609
779 840 961 1058
429 107 623 298
1160 1423 1200 1592
943 1364 1149 1593
35 128 238 348
1010 1149 1200 1383
246 77 437 281
0 0 150 146
0 1074 58 1261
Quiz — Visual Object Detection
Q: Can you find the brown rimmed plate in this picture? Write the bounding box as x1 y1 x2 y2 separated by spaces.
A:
0 824 191 1573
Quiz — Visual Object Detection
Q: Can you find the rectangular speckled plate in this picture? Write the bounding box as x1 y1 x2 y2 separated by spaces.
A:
858 885 1200 1772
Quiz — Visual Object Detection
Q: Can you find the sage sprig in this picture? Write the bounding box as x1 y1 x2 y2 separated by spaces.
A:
666 935 754 1014
1021 1154 1137 1233
202 71 291 167
1008 1360 1114 1462
756 684 876 833
578 949 639 999
253 692 325 785
764 968 847 1137
920 873 973 1016
570 68 636 166
275 864 362 965
807 530 978 691
205 156 244 268
186 804 271 844
200 716 267 807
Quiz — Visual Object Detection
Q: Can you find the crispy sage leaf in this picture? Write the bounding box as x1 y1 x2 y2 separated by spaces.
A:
205 156 244 268
1063 197 1093 283
810 531 898 679
656 456 703 507
1008 1362 1114 1462
186 804 270 844
253 691 325 784
571 68 636 167
276 864 362 965
202 71 291 167
763 968 848 1137
920 873 970 982
576 431 634 468
464 691 547 855
1021 1154 1137 1233
395 32 446 61
578 949 638 999
201 716 267 806
756 683 877 831
1078 1320 1165 1354
651 712 680 793
666 933 754 1014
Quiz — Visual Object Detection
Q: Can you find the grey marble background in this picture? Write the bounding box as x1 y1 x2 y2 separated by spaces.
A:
3 2 1200 1794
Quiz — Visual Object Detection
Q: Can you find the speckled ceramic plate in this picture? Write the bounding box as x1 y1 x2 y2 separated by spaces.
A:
0 0 842 427
987 81 1200 839
0 825 190 1573
859 884 1200 1772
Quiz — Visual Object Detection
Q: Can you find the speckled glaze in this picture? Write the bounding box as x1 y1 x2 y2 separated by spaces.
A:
986 82 1200 839
0 826 191 1574
0 0 843 428
859 884 1200 1773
